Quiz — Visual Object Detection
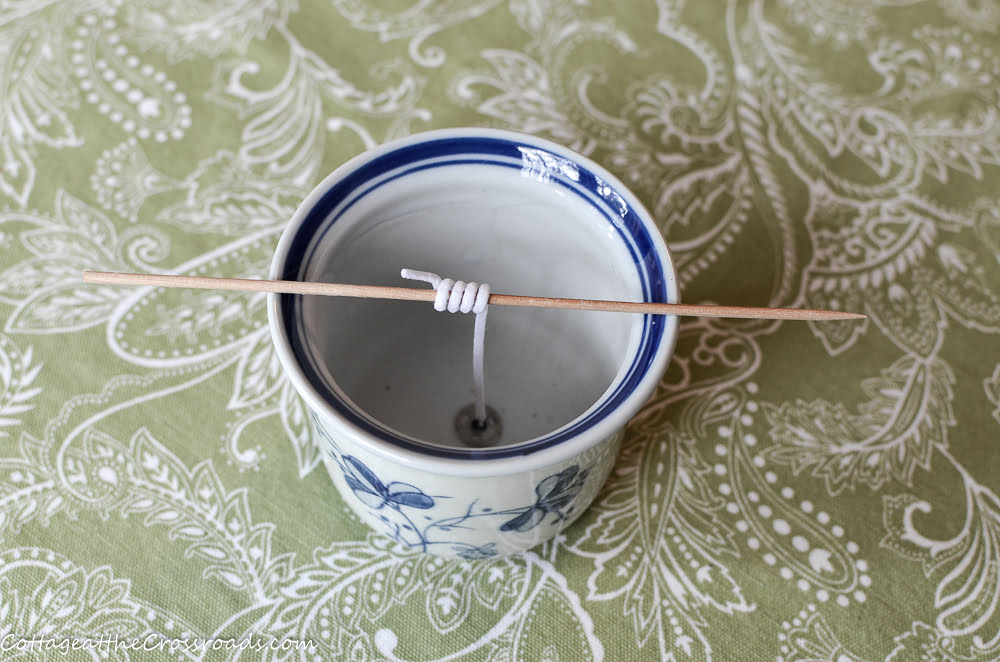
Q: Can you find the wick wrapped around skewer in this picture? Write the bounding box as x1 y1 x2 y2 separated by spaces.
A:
400 269 491 428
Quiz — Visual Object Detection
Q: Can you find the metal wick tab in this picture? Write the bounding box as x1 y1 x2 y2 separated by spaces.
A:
454 404 503 447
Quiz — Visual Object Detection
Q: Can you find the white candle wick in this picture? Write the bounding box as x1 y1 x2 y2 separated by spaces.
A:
400 269 491 426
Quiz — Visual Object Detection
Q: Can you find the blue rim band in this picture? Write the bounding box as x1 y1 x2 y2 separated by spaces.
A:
279 136 669 460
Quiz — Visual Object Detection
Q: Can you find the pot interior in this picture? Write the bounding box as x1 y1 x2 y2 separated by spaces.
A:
295 163 645 449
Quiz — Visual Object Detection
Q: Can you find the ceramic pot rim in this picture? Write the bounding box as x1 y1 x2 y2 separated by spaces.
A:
268 127 679 477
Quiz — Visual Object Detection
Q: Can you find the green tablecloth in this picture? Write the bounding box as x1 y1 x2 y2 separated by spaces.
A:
2 1 999 659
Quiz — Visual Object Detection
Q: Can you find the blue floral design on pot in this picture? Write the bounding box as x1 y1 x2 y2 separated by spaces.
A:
341 455 435 511
316 418 593 557
452 543 499 561
499 465 591 532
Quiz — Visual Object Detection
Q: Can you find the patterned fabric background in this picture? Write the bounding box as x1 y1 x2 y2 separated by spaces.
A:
1 0 999 660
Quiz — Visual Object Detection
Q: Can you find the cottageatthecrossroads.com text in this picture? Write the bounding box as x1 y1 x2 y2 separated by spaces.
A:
1 633 317 655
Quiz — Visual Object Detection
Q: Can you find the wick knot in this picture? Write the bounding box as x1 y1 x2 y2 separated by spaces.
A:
400 269 490 314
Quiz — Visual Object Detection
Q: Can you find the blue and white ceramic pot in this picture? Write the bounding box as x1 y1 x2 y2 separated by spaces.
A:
269 128 679 558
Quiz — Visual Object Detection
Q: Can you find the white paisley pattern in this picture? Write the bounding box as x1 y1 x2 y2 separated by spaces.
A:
0 0 997 660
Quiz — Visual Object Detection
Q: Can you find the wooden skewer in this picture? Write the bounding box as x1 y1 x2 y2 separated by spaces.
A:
81 271 866 321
